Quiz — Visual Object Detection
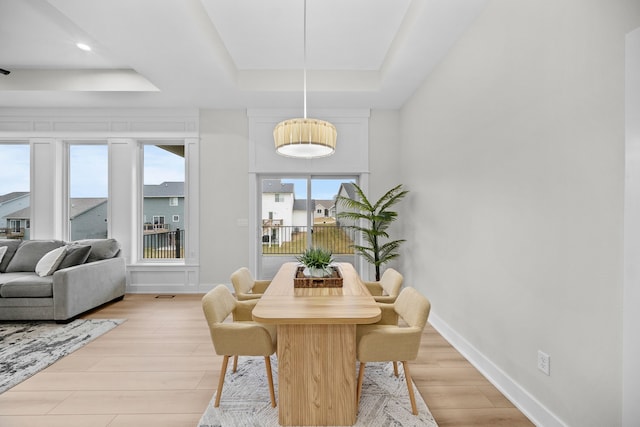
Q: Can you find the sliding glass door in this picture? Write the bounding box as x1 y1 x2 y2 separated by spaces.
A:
258 176 358 278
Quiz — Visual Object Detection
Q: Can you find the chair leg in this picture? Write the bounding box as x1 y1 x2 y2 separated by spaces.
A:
402 361 418 415
356 362 366 408
233 355 238 373
393 361 399 377
214 355 230 407
264 356 277 408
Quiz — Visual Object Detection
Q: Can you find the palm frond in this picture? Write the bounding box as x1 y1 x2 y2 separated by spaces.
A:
335 183 408 280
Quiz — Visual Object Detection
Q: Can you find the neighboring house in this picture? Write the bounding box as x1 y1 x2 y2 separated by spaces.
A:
292 199 308 232
335 182 358 229
262 180 348 247
143 181 185 232
69 198 108 240
4 206 30 240
261 179 294 245
0 192 30 238
313 199 334 220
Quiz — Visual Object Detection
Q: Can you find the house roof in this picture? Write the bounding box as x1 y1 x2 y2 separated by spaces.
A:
6 197 107 220
0 192 29 204
293 199 308 211
69 198 107 219
5 206 29 220
314 200 335 209
339 183 357 200
262 180 294 194
144 182 185 198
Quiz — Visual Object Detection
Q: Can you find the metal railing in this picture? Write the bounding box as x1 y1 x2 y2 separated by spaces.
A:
143 228 184 258
261 225 355 255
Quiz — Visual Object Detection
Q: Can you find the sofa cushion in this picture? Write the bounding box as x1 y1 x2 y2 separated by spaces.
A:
0 240 22 273
0 274 53 298
4 240 65 273
35 246 67 277
73 238 120 262
57 244 92 270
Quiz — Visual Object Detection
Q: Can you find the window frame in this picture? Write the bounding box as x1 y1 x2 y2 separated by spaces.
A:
139 141 187 263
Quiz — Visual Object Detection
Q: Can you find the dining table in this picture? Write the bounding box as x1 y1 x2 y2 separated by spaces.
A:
252 262 381 426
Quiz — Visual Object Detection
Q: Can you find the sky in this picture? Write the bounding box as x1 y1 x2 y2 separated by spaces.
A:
0 144 184 198
0 145 30 195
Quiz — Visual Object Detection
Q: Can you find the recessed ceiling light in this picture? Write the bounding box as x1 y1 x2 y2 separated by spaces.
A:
76 43 92 52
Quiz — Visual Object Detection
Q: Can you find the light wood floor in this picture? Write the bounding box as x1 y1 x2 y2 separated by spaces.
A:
0 294 534 427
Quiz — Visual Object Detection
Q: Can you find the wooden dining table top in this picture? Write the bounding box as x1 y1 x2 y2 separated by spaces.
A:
252 262 381 325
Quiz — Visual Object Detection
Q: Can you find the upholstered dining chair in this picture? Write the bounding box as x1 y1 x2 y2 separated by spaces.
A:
231 267 272 300
355 287 431 415
363 268 403 303
201 285 277 408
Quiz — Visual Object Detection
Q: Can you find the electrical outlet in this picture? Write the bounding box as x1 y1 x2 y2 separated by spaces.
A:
537 350 550 375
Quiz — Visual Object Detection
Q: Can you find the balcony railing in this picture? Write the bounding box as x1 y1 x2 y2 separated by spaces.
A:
0 228 25 239
143 228 184 258
261 224 355 255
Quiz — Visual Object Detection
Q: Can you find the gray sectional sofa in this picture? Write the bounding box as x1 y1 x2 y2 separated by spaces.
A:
0 238 126 322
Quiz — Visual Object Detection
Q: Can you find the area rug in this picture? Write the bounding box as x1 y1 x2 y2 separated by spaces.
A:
0 318 124 393
198 356 438 427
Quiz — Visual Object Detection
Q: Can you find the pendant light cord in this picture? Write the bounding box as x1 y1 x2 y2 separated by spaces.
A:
303 0 307 119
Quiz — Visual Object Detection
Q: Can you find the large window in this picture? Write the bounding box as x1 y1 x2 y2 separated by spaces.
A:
259 176 357 277
0 144 30 240
142 144 185 259
68 144 108 240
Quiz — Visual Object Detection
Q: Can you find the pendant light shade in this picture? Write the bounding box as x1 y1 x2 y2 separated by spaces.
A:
274 118 337 158
273 0 336 159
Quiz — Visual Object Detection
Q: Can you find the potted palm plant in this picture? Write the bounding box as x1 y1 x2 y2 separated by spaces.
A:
297 247 334 278
336 183 408 281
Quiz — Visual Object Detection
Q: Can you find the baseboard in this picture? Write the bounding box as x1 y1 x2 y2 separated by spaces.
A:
428 312 567 427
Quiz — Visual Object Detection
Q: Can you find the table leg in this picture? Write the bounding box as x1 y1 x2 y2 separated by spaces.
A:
277 323 357 426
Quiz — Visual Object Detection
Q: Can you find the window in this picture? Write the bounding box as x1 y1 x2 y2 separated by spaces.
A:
142 144 185 259
275 193 283 202
69 144 108 240
153 215 165 230
259 176 357 277
0 144 30 240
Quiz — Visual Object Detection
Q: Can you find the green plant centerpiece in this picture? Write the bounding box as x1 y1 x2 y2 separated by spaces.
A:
297 247 335 278
336 183 408 281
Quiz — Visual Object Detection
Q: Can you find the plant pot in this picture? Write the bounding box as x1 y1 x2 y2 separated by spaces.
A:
304 267 330 278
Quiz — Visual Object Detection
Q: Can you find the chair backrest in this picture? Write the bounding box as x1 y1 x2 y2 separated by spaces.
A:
380 268 403 297
394 287 431 330
231 267 254 295
202 285 237 325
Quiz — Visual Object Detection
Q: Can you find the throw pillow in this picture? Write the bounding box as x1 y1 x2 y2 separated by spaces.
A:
57 244 92 270
35 246 67 277
72 238 120 262
5 240 65 272
0 239 22 272
0 246 7 264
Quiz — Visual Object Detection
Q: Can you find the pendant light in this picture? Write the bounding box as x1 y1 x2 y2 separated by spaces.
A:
273 0 337 158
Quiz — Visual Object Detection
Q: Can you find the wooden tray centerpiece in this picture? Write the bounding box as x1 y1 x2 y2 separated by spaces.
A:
293 265 343 288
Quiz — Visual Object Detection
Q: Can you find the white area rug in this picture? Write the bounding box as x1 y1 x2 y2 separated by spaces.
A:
0 318 124 393
198 356 438 427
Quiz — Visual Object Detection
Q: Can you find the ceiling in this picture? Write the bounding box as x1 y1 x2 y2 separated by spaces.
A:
0 0 486 110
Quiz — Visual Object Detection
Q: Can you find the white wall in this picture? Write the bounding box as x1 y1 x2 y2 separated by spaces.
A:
623 26 640 427
199 109 250 288
400 1 640 426
367 110 405 279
